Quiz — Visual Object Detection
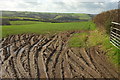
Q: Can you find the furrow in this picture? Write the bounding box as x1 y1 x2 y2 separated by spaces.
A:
1 34 37 50
2 45 16 65
89 48 113 78
36 35 58 78
68 49 102 78
45 49 57 78
68 49 88 68
94 50 118 78
44 36 59 73
54 45 68 79
16 46 29 78
64 50 73 78
80 48 96 69
26 36 44 78
1 64 11 78
12 57 23 78
95 50 118 78
29 40 43 78
7 59 17 78
67 52 92 78
61 58 64 79
53 42 66 78
37 51 48 78
29 51 38 78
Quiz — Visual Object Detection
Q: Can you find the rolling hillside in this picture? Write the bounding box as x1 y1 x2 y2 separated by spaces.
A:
1 11 95 23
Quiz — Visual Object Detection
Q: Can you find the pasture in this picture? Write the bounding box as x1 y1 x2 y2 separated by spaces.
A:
2 21 96 37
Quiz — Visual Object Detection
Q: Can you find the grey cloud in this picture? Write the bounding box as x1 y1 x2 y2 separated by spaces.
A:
49 2 117 13
0 0 118 14
105 2 118 10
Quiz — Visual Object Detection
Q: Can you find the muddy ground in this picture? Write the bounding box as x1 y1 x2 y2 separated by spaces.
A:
0 31 119 79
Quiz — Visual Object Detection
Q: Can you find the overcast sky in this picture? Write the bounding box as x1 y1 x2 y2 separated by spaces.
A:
0 0 119 14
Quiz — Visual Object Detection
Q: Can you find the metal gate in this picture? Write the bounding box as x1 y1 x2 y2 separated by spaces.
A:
110 22 120 49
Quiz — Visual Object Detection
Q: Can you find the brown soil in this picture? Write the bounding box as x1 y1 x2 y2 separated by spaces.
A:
0 31 119 79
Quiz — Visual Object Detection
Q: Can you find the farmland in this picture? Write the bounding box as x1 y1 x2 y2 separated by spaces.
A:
0 10 119 79
2 21 96 37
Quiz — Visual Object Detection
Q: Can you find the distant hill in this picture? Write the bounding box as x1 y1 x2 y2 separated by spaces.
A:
1 11 95 23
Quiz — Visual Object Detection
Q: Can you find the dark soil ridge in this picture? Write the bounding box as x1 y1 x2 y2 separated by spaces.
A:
0 31 119 79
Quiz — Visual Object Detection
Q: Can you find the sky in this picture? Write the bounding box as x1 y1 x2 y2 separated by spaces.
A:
0 0 119 14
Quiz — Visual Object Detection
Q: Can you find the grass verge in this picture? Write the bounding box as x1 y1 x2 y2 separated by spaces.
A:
87 29 120 66
69 28 120 66
68 33 88 47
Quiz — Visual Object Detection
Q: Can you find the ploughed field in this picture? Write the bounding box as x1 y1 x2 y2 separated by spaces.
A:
0 31 118 79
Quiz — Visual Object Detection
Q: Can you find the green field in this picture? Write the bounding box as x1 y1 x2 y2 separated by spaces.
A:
2 21 96 37
10 21 41 25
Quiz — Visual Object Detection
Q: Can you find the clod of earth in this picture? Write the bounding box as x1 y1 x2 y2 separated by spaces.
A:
0 31 118 79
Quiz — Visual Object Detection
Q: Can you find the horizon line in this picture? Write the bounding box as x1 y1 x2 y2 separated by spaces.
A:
1 10 99 14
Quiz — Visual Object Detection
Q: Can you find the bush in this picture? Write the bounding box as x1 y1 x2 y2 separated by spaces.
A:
0 18 11 25
93 9 120 34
